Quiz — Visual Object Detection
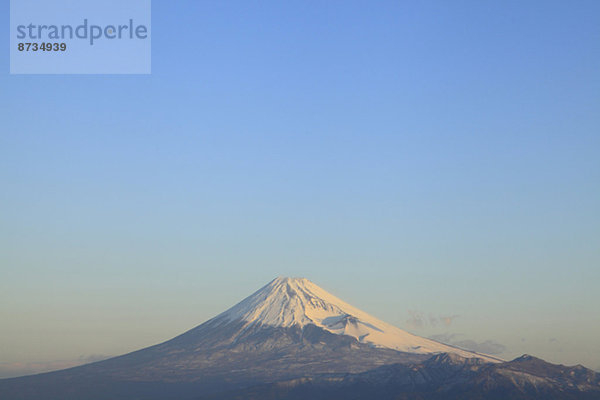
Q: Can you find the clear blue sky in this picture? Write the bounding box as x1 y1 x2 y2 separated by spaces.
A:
1 0 599 377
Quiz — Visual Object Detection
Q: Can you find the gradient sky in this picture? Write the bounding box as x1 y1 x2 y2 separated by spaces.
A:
1 0 599 378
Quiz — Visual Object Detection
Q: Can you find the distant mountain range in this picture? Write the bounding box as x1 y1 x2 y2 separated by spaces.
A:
1 277 598 399
205 353 600 400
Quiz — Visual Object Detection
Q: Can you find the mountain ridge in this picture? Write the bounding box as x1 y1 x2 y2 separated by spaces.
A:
200 352 600 400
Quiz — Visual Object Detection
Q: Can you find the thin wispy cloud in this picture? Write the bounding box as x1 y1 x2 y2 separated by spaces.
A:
406 311 459 330
429 333 506 355
406 310 425 329
440 315 459 327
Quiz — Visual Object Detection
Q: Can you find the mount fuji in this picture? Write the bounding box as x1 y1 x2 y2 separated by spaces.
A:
1 277 598 400
212 277 498 360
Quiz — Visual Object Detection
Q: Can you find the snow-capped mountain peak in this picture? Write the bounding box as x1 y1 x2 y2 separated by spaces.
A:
216 277 501 362
219 277 352 327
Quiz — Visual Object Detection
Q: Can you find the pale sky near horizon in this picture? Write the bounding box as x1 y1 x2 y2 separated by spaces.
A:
1 0 599 378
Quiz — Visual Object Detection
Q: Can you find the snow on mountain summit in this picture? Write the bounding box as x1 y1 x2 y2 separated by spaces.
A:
216 277 501 362
219 277 350 327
